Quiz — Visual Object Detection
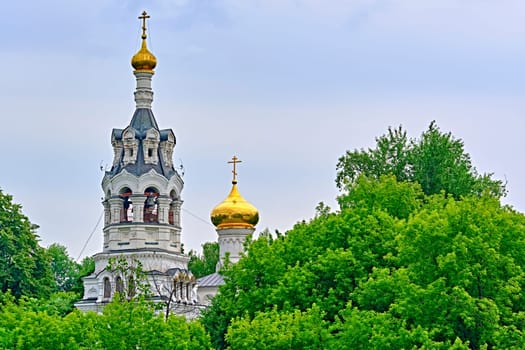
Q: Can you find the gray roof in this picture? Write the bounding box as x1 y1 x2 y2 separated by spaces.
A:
197 272 224 287
130 108 159 133
106 108 179 179
166 267 192 276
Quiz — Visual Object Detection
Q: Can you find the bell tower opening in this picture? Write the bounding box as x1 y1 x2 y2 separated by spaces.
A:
144 187 159 222
119 187 133 223
103 277 111 299
169 189 177 225
115 276 124 295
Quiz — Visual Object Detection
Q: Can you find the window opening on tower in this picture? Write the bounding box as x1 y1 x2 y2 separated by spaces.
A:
144 187 159 222
116 276 124 295
103 277 111 299
119 188 133 223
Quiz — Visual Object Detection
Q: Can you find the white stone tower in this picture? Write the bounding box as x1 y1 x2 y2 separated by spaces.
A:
76 12 195 312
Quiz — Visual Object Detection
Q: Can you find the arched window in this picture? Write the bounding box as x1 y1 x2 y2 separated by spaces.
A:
128 276 136 298
103 277 111 299
115 276 124 295
119 188 133 223
168 190 177 225
144 129 160 165
144 187 159 222
122 129 138 165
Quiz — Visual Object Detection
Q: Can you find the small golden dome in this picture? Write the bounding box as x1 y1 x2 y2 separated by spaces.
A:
131 38 157 72
211 182 259 229
131 11 157 72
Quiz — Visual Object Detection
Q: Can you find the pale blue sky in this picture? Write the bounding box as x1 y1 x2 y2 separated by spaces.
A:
2 1 525 259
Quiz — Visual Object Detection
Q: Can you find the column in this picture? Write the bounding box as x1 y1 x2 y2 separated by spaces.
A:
108 197 124 224
102 200 111 226
131 195 147 223
170 199 183 227
156 197 171 224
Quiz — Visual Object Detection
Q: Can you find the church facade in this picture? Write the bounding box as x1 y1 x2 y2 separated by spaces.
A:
75 12 258 314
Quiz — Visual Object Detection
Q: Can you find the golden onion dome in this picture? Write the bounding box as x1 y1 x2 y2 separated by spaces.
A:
131 11 157 72
131 39 157 72
211 182 259 229
212 156 259 229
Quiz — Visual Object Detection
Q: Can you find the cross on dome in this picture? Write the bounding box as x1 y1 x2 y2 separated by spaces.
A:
131 10 157 73
228 156 242 184
210 155 259 229
138 11 150 39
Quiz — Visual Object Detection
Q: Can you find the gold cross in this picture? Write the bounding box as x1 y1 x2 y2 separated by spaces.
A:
228 156 242 183
138 11 150 39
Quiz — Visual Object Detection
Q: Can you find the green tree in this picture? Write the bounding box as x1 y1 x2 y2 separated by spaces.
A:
107 256 151 300
202 178 410 348
338 174 423 219
226 305 330 350
43 244 95 315
98 298 211 349
20 291 81 317
78 256 95 285
0 291 212 349
328 302 470 349
46 243 94 296
336 121 505 198
0 189 53 299
335 125 410 189
188 241 219 278
47 243 82 293
202 176 525 349
388 195 525 349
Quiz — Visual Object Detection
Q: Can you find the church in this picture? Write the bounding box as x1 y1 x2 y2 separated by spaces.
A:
75 12 259 314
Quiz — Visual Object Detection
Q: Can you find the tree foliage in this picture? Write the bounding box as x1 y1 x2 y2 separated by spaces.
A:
107 256 152 300
188 242 219 278
225 305 330 350
335 121 506 198
202 175 525 349
0 292 211 349
0 189 54 299
47 243 94 295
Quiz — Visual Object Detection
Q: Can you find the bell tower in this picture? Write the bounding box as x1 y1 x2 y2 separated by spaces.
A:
101 10 183 255
76 12 195 312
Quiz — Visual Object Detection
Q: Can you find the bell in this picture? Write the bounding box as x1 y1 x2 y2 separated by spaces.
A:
145 195 156 207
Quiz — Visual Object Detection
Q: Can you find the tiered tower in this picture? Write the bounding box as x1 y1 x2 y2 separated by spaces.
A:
76 12 195 312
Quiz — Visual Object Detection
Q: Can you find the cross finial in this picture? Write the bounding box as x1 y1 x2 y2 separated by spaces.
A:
228 156 242 184
138 11 150 39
